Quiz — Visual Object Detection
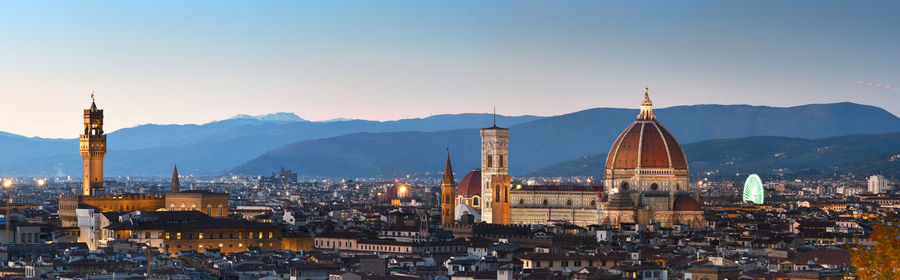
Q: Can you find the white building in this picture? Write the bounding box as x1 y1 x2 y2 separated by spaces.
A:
868 175 890 194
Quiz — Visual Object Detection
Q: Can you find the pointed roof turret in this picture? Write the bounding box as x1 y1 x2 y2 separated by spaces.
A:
171 165 181 193
89 92 99 111
442 149 455 186
637 86 656 121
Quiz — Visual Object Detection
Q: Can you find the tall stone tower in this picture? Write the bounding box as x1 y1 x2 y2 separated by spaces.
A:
480 114 509 223
80 95 106 196
441 151 456 227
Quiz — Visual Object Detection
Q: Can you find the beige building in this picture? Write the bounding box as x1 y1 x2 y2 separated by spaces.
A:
509 185 600 227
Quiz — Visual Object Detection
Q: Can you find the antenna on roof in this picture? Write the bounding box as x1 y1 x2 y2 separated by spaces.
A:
492 107 496 127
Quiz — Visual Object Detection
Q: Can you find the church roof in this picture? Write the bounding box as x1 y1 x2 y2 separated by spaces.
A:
605 89 688 170
457 170 481 196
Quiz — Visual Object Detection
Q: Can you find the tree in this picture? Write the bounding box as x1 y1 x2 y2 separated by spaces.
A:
849 219 900 280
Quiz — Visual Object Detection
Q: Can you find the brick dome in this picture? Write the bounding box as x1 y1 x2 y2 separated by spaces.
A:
457 170 481 196
605 90 687 171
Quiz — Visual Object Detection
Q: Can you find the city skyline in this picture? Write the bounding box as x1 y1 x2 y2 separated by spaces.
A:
1 1 898 138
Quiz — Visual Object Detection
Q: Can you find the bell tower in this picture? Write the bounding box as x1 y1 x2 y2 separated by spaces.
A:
80 94 106 196
441 150 456 227
480 110 509 223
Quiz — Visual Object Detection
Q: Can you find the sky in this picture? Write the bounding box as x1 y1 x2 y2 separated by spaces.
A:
1 0 898 138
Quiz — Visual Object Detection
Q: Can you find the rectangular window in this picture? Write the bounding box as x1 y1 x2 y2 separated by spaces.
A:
536 261 541 268
487 155 493 167
574 261 581 267
561 261 568 267
499 155 504 167
176 232 181 240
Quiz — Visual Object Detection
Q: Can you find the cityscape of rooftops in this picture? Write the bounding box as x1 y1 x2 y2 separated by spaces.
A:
0 1 898 280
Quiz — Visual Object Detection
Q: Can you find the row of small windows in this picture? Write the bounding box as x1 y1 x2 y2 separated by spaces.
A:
533 259 609 268
315 240 411 253
139 231 274 240
168 242 272 250
517 199 597 208
169 205 224 216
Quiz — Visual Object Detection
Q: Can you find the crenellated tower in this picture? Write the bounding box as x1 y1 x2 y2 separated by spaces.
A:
441 150 456 227
480 112 509 224
80 95 106 196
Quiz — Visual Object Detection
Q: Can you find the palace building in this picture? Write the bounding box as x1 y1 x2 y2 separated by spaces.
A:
60 97 230 227
441 88 704 228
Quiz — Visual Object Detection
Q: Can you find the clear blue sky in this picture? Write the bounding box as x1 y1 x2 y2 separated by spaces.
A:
1 0 898 138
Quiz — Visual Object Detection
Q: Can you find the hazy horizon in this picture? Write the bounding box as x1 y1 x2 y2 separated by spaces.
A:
2 1 898 138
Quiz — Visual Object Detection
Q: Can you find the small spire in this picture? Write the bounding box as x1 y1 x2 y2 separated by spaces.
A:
442 149 455 186
637 87 656 121
171 164 181 193
90 91 98 111
492 107 496 127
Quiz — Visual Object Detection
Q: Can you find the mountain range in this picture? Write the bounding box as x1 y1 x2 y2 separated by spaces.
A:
233 102 900 178
526 132 900 179
0 113 541 176
1 102 898 178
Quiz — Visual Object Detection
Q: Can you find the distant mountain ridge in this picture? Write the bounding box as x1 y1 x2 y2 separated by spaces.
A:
526 132 900 180
232 102 900 177
230 112 308 122
0 102 897 177
0 113 542 176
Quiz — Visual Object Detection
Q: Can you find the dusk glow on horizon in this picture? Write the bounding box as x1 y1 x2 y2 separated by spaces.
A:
2 0 899 138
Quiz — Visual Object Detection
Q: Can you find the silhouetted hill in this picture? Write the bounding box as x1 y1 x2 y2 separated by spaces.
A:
233 103 900 177
527 132 900 180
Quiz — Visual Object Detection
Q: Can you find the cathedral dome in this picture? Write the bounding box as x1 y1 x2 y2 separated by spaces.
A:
673 194 701 211
605 89 688 171
458 170 482 196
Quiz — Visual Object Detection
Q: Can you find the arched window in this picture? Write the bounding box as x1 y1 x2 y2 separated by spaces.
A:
473 197 479 206
487 155 493 168
495 188 500 202
676 182 683 191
